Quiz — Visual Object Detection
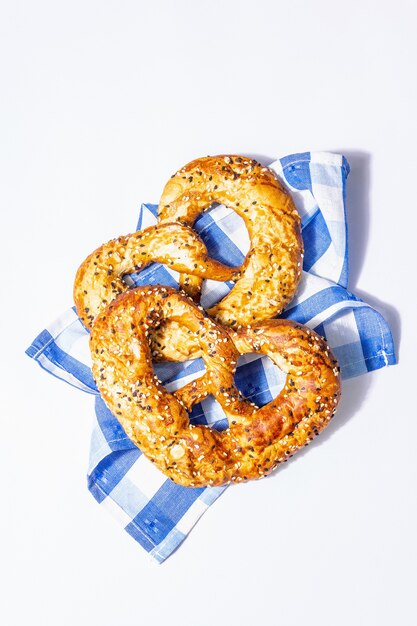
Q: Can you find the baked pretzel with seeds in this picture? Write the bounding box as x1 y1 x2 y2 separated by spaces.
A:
74 222 239 330
90 286 341 487
159 154 303 325
74 155 303 330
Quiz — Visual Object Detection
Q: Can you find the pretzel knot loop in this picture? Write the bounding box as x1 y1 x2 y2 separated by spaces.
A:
74 155 303 331
91 286 341 487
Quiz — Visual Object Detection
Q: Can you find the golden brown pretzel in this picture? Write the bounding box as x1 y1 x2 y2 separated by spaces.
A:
74 155 303 330
90 286 341 487
74 222 239 330
159 155 303 325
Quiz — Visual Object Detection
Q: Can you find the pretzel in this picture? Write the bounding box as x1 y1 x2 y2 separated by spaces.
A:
74 155 303 330
90 286 341 487
159 155 303 325
74 222 239 330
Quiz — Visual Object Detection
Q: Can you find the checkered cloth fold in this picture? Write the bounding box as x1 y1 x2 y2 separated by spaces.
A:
26 152 396 563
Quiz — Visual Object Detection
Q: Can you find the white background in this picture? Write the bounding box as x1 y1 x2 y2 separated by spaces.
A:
1 1 416 625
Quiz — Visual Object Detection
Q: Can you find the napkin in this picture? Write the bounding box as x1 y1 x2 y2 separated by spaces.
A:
26 152 396 563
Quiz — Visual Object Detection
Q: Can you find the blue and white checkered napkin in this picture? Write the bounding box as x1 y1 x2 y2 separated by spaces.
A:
26 152 396 563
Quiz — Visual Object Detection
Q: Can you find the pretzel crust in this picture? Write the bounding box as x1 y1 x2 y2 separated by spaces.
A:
159 155 303 325
90 286 341 487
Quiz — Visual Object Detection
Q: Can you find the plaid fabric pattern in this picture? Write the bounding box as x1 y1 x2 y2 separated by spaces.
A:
26 152 396 563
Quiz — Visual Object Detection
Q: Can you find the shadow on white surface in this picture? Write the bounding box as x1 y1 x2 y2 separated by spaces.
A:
340 149 401 351
341 149 372 290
